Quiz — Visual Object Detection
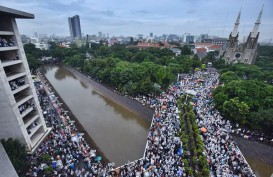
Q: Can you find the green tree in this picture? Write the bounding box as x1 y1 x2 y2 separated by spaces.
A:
219 71 240 84
180 45 192 55
26 54 41 71
223 97 250 125
1 138 27 175
248 109 273 134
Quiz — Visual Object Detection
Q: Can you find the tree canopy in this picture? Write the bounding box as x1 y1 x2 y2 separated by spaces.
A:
213 52 273 134
1 138 27 175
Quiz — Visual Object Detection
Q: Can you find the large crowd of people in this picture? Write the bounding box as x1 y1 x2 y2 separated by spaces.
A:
180 69 255 177
0 36 15 47
25 68 255 177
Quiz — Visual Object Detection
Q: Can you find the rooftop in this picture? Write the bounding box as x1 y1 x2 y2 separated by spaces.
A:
0 5 34 19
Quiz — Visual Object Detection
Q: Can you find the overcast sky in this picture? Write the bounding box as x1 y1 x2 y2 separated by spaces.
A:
1 0 272 42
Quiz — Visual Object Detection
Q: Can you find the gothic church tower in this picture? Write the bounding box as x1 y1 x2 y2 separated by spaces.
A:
222 6 263 64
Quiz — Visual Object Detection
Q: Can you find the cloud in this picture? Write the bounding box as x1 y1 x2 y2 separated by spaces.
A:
0 0 272 41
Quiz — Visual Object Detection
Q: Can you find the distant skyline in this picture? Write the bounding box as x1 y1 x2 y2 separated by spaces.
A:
1 0 272 42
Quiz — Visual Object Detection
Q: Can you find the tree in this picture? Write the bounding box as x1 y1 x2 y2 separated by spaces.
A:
180 45 192 55
192 55 202 69
156 66 174 90
219 71 240 84
1 138 27 175
223 97 250 125
26 54 41 71
24 43 41 59
248 109 273 135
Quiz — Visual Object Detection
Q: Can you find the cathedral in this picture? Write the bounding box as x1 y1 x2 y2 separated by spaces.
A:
220 7 263 65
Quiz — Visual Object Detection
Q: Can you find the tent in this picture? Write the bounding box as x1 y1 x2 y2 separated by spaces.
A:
185 90 197 96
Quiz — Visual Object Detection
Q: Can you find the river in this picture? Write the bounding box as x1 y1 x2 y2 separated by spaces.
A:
42 65 273 176
42 65 150 166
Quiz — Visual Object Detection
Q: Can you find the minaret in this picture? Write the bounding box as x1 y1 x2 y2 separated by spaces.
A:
251 5 263 37
231 9 241 37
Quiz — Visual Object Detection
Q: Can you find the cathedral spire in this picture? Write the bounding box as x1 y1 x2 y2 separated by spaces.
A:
231 9 241 37
251 5 263 37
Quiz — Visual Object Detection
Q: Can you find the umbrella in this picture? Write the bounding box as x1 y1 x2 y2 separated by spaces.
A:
95 156 102 162
200 127 208 133
177 147 183 156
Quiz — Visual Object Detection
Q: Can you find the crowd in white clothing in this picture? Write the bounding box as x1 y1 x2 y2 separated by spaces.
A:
25 68 255 177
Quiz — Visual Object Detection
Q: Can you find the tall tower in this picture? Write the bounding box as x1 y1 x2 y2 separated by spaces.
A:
231 9 241 37
68 17 73 37
68 15 82 39
0 6 52 152
251 5 263 38
223 10 241 63
243 6 263 64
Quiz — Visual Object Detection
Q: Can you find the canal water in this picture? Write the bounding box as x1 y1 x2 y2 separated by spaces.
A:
245 157 273 177
42 65 150 166
42 65 273 176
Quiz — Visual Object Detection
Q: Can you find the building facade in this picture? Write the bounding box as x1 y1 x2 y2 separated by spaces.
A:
220 7 263 64
0 6 51 152
68 15 82 39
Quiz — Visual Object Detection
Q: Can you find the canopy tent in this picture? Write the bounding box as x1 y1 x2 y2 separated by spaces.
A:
185 90 197 96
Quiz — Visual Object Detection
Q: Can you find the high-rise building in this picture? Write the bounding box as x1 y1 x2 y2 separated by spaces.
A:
68 15 82 38
34 32 38 38
0 5 51 152
221 7 263 64
186 35 195 43
150 33 153 38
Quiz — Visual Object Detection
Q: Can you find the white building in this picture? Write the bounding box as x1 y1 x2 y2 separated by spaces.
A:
30 37 49 50
0 6 51 152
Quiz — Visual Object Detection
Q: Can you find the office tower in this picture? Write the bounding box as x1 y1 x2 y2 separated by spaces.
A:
150 33 153 38
34 32 38 38
68 15 82 38
0 6 51 152
98 31 102 38
186 35 195 43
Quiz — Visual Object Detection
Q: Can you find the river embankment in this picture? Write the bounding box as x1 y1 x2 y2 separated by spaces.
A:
232 135 273 166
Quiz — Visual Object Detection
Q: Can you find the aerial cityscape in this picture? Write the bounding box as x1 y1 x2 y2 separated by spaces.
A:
0 0 273 177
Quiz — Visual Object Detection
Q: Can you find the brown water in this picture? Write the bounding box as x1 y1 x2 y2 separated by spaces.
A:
245 157 273 177
42 65 150 166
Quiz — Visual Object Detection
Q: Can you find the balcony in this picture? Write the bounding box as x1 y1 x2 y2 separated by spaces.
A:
15 95 33 107
6 72 26 81
12 84 30 95
30 126 46 145
0 46 18 52
0 31 14 35
24 115 39 128
1 59 22 67
21 106 34 118
28 124 42 137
